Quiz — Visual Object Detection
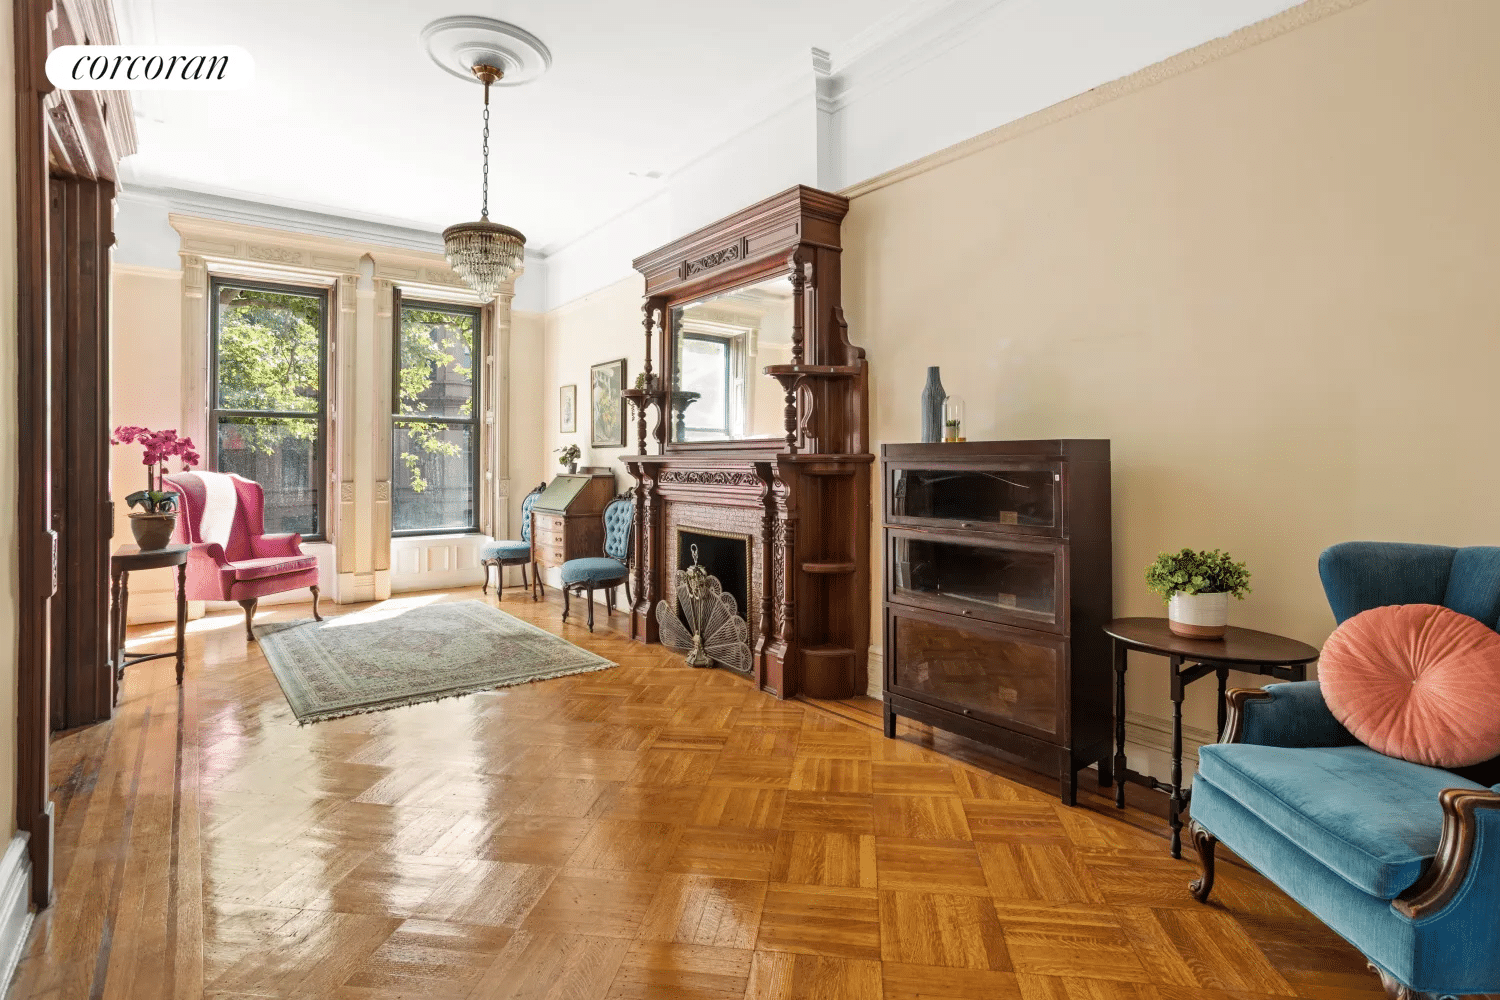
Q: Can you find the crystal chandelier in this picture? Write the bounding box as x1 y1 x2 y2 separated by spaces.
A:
442 64 526 299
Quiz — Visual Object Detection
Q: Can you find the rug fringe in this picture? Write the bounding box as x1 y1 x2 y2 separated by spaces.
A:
292 658 618 726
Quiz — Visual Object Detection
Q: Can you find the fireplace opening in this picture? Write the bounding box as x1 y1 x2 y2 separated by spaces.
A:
677 527 752 638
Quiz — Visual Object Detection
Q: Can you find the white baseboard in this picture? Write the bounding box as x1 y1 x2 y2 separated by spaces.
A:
866 646 884 700
0 834 34 997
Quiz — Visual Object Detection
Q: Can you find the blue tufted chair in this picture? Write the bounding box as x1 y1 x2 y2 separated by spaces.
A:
480 482 546 601
1189 542 1500 1000
560 490 634 633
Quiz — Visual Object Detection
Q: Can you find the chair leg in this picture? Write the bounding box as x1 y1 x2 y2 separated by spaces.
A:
532 561 543 601
624 573 632 607
606 586 614 616
310 585 323 621
238 598 258 641
481 560 492 595
1367 961 1443 1000
586 585 596 632
562 585 571 622
1188 820 1218 903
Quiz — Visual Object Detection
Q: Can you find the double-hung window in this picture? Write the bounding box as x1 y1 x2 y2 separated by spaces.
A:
209 278 328 538
393 299 482 534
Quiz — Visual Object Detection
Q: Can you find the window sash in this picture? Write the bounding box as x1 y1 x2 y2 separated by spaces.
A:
680 332 733 437
208 277 329 542
392 298 483 537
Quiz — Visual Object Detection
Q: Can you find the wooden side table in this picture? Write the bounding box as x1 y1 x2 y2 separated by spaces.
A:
1104 617 1319 858
111 543 190 704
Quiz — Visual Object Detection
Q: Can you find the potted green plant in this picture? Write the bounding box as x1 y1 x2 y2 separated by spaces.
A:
112 425 200 550
1145 548 1252 639
555 443 581 475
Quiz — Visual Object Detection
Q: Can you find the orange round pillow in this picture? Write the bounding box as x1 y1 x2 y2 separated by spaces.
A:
1320 604 1500 769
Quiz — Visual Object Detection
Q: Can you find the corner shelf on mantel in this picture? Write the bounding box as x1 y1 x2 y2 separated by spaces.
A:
802 561 857 575
762 364 861 380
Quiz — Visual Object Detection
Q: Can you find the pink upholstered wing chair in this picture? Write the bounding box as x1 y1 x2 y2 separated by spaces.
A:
165 471 323 640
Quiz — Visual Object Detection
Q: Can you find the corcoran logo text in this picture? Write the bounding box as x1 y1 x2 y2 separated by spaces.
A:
45 46 254 90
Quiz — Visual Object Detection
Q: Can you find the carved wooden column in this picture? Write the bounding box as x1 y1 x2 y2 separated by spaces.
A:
754 461 778 688
766 466 799 697
630 463 663 643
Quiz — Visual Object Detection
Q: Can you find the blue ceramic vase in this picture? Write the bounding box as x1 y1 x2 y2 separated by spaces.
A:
920 367 947 443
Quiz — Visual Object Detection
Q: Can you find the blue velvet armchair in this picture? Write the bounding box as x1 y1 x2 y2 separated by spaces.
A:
560 489 634 632
1189 542 1500 1000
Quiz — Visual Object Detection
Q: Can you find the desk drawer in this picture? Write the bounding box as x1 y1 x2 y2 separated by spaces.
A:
535 542 566 568
533 525 563 547
532 513 564 535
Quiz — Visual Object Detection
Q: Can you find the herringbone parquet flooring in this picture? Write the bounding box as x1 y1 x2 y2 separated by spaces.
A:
10 587 1387 1000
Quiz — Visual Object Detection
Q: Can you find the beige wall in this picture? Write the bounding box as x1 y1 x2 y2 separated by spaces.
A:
1 0 20 836
540 275 644 489
508 309 547 541
843 0 1500 739
111 267 187 607
531 0 1500 760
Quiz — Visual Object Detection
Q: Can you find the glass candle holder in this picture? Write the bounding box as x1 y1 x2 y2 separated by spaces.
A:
943 395 965 442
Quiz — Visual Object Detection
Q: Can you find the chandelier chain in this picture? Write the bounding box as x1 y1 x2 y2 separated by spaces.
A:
443 68 524 300
480 84 490 218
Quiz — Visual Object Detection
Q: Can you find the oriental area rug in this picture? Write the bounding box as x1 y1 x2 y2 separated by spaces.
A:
254 599 615 724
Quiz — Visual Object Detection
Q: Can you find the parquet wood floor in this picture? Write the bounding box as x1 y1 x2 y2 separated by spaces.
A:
9 587 1388 1000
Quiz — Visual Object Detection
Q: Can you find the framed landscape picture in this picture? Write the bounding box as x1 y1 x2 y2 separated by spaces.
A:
589 358 627 448
559 384 576 434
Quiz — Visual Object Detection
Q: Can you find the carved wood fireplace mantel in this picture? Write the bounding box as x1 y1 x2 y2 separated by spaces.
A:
622 186 872 700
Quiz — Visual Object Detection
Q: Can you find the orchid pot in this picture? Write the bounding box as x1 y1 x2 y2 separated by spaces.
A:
129 511 178 551
112 425 200 551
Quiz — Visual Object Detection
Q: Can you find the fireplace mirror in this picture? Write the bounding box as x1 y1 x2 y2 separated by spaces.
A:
668 273 794 443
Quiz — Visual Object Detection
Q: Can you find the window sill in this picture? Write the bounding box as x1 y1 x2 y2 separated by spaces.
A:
390 531 487 543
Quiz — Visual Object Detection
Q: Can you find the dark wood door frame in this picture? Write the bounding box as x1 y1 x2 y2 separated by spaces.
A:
13 0 137 908
15 0 60 908
50 175 116 732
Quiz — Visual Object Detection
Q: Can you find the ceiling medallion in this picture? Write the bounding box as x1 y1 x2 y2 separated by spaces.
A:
421 16 552 87
425 18 548 299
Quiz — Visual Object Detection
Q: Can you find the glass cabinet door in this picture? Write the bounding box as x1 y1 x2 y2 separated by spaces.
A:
888 529 1063 631
888 607 1063 736
888 464 1060 534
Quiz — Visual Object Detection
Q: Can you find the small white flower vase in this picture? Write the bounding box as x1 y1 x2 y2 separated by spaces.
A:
1168 592 1229 639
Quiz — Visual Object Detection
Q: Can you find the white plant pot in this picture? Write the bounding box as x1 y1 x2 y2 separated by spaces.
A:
1168 591 1229 639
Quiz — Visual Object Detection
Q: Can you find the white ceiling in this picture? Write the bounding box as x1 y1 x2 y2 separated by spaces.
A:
116 0 921 252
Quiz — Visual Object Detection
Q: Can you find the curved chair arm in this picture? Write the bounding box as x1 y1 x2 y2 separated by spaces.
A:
253 532 305 558
186 540 237 598
187 540 229 568
1223 682 1356 748
1394 788 1500 920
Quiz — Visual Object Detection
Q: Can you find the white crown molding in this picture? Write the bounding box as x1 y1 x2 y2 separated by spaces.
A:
124 183 548 269
167 211 515 303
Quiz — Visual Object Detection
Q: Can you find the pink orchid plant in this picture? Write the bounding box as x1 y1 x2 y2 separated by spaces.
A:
111 425 200 514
